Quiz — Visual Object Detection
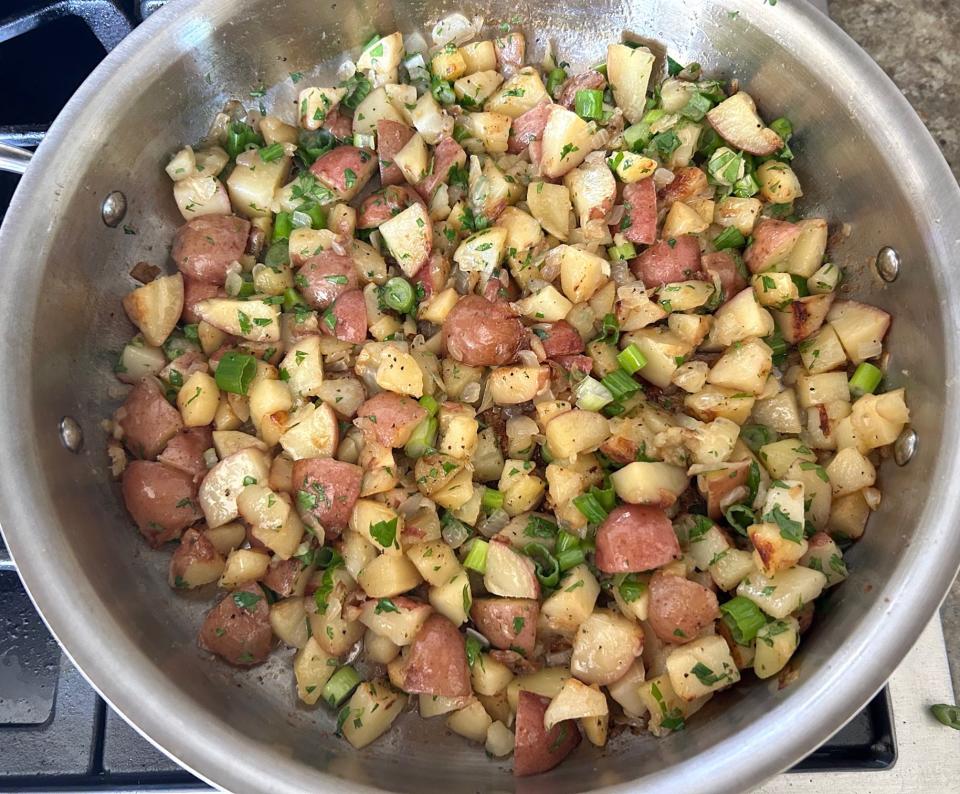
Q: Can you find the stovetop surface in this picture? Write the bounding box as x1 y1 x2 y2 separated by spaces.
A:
0 0 908 791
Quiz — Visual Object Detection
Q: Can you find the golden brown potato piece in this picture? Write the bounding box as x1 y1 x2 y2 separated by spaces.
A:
198 583 273 666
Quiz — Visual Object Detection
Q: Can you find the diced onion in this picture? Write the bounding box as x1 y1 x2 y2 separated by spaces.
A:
292 210 312 228
517 350 540 368
608 204 625 226
431 13 483 47
654 167 676 187
336 59 356 81
477 508 510 538
574 376 614 411
864 487 882 510
224 270 244 297
202 447 219 469
441 516 471 549
462 381 482 403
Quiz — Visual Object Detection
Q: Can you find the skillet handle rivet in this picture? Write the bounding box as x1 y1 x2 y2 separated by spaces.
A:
101 191 127 227
59 416 83 453
893 427 917 466
875 246 901 282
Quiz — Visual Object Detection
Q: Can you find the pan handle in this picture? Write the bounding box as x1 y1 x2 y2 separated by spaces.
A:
0 143 33 175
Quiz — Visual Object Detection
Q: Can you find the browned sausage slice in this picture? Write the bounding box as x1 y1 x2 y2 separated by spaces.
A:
291 457 363 537
514 691 581 776
444 295 524 367
115 378 184 460
122 460 201 547
171 215 250 285
470 598 539 656
595 505 681 573
198 583 273 666
399 614 472 698
648 571 720 644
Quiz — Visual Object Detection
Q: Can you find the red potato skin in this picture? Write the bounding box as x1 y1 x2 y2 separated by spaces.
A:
323 107 354 140
700 463 750 519
744 218 802 274
444 295 524 367
296 251 358 309
538 320 584 358
470 598 539 656
631 236 703 287
309 145 377 200
494 32 525 78
557 70 606 110
507 100 554 154
648 571 720 644
357 185 424 229
418 136 467 199
412 251 450 299
657 166 709 208
181 277 222 323
198 583 273 666
551 354 593 379
595 505 681 573
400 614 472 697
702 251 746 304
377 119 415 186
354 392 428 448
171 215 250 285
157 427 213 483
619 178 657 245
115 378 184 460
514 691 581 776
323 289 367 343
291 457 363 537
122 460 201 547
262 558 304 598
169 527 222 586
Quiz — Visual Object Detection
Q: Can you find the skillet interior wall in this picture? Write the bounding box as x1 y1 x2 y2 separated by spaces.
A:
11 0 951 789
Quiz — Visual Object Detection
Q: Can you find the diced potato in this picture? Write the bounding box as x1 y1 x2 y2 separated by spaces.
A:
379 203 432 278
177 371 219 427
826 300 891 364
341 680 407 749
570 610 643 686
419 693 470 718
540 564 600 635
411 92 453 145
471 652 514 697
748 522 807 577
714 197 762 235
540 106 596 178
751 389 802 434
544 410 609 459
826 447 876 496
429 570 472 625
270 598 309 648
608 151 658 183
357 554 423 598
622 327 691 388
662 202 709 239
751 272 797 308
463 111 512 153
607 662 647 718
195 298 281 342
515 284 573 322
706 92 782 156
352 86 404 135
665 635 740 701
526 181 571 240
757 161 802 204
544 678 609 730
772 293 834 344
447 699 492 743
293 637 337 704
406 541 462 587
227 154 291 218
484 68 548 118
173 175 232 219
850 389 909 449
828 489 871 539
685 386 756 425
357 32 404 85
218 548 270 588
800 534 848 587
611 461 689 507
784 219 828 278
709 549 755 592
496 206 543 253
460 41 497 74
758 438 816 479
787 459 832 530
707 338 773 395
807 262 841 295
431 46 468 81
707 288 774 348
454 227 508 274
552 245 609 303
393 131 430 185
798 325 847 375
506 667 571 712
298 87 346 130
737 567 827 619
122 273 184 347
638 674 709 737
658 280 716 313
485 720 515 757
794 372 849 409
607 44 655 123
753 617 800 680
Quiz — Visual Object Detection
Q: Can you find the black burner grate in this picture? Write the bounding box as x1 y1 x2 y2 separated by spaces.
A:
0 1 895 789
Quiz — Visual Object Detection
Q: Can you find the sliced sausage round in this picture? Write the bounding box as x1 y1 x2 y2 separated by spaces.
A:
595 505 681 573
198 583 273 666
444 295 524 367
171 215 250 285
647 571 720 644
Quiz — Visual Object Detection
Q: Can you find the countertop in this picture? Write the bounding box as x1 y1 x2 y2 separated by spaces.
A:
828 0 960 696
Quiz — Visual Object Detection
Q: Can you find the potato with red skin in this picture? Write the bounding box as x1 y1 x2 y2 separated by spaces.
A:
377 119 415 186
616 177 657 245
296 251 358 309
444 295 524 366
701 251 746 304
159 351 208 387
557 71 606 110
648 571 720 644
630 236 703 287
169 527 223 588
198 583 273 666
122 460 201 547
412 252 450 299
262 558 305 598
551 354 593 380
470 598 539 656
538 320 584 358
157 427 213 483
322 289 367 343
291 457 362 537
115 378 184 459
181 277 222 323
309 145 377 201
595 505 681 573
171 215 250 285
398 614 472 697
354 392 427 448
357 185 424 229
322 107 354 139
508 100 554 154
744 218 802 274
657 166 709 208
418 136 467 199
699 462 750 519
494 32 526 78
514 691 581 776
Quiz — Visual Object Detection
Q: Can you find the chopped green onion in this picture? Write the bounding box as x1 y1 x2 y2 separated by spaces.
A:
574 89 604 121
381 276 415 313
769 117 794 160
723 503 755 537
603 401 626 417
617 343 648 374
617 573 646 603
713 226 746 251
931 704 960 730
595 313 620 345
680 91 713 121
720 596 767 645
263 239 290 268
697 127 723 159
557 547 586 572
849 362 882 397
608 242 637 261
573 492 608 525
462 539 489 573
482 487 505 511
339 73 372 111
273 211 293 241
430 75 455 105
789 273 810 297
763 329 788 366
353 132 376 149
214 352 257 395
225 121 263 159
465 634 483 667
574 376 615 412
314 546 342 568
708 147 745 187
259 142 285 162
523 543 560 588
740 423 778 453
403 416 437 459
418 394 439 416
602 369 640 401
546 68 567 99
555 530 581 555
302 203 327 229
283 287 307 312
733 172 760 198
592 478 616 511
322 666 361 708
540 443 555 463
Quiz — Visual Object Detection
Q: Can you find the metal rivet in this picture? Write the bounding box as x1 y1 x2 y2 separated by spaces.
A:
876 246 900 282
101 191 127 227
894 427 917 466
59 416 83 453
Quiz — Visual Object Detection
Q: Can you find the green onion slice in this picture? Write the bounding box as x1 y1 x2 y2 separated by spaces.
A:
214 351 257 395
713 226 745 251
463 539 489 573
720 596 767 645
403 416 437 459
322 665 361 708
574 89 604 121
523 543 560 588
602 369 640 401
418 394 439 416
381 277 415 313
617 343 648 374
573 492 608 525
849 362 883 397
481 487 505 511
